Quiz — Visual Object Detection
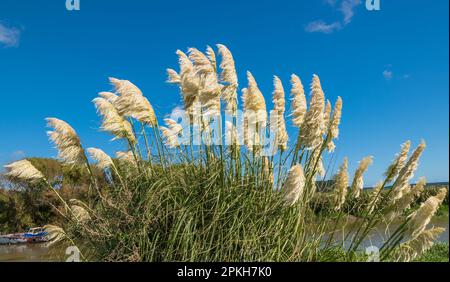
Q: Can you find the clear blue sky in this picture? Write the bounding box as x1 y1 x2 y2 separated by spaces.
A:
0 0 448 185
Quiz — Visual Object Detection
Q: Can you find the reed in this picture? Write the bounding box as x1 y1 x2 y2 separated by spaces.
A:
2 44 445 262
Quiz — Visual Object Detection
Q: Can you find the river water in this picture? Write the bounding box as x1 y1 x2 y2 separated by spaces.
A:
1 217 448 262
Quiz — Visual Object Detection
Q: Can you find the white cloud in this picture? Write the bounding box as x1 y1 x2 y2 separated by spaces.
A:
324 0 338 6
383 70 393 80
305 20 342 34
305 0 361 34
11 150 25 158
340 0 361 25
0 23 21 47
169 105 185 117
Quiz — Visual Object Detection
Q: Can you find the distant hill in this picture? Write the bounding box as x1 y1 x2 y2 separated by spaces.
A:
383 182 449 190
364 182 449 190
317 180 448 192
424 182 450 186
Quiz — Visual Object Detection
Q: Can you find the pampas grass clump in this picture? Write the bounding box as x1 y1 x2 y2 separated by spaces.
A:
3 44 445 262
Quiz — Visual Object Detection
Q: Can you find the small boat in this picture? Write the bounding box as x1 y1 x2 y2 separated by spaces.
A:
0 227 48 245
23 227 49 243
0 234 27 245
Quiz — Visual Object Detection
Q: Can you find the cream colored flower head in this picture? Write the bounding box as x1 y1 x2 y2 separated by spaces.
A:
290 74 307 127
351 156 373 198
87 148 113 170
116 151 138 167
46 118 85 165
283 164 306 206
4 159 44 183
108 77 157 126
300 74 325 149
245 71 267 124
334 157 349 210
93 97 136 143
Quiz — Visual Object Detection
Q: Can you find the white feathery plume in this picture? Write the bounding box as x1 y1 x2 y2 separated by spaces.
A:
327 141 336 153
283 164 306 206
176 49 194 75
351 156 373 198
241 87 249 112
109 77 157 126
87 148 114 170
410 177 427 198
109 77 143 97
44 225 67 246
71 205 91 223
367 180 384 214
166 68 181 84
329 96 342 139
325 97 342 152
216 44 238 85
290 74 307 127
160 118 183 149
93 97 136 143
160 126 180 148
4 160 45 183
206 45 217 72
199 71 222 115
242 72 266 151
138 95 157 125
164 118 183 136
406 188 447 238
174 50 200 115
300 74 325 149
384 177 427 221
245 71 267 124
385 140 411 182
99 91 119 103
188 47 215 75
46 118 86 165
185 48 223 115
217 44 238 110
272 76 288 150
221 84 238 111
391 182 410 204
129 95 157 126
273 76 286 113
317 155 325 178
69 198 88 207
277 116 288 151
334 158 349 210
323 100 331 134
391 141 425 200
116 151 138 167
394 227 445 262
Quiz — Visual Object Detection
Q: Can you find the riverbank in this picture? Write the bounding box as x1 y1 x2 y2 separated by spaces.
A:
416 243 449 262
2 215 448 262
2 243 448 262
